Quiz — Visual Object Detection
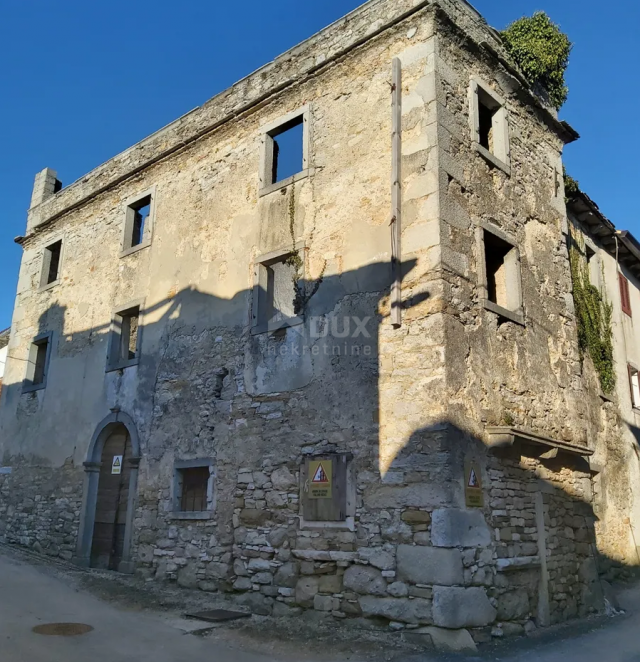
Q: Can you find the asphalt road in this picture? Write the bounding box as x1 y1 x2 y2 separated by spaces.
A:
0 552 270 662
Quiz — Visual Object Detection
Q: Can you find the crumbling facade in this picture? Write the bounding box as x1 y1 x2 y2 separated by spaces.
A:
0 0 635 646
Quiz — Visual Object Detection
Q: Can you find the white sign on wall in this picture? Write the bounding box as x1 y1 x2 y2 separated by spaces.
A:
111 456 123 475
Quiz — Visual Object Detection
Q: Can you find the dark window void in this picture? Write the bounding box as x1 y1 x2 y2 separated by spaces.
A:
44 240 62 285
33 340 49 386
180 467 210 512
270 116 304 184
130 196 151 248
484 231 513 309
478 99 496 153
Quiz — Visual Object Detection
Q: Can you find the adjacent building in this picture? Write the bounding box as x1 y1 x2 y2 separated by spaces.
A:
0 0 638 644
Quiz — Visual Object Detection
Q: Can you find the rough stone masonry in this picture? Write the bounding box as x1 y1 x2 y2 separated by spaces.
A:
0 0 634 648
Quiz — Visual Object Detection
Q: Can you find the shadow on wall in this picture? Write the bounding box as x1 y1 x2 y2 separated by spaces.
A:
0 258 635 629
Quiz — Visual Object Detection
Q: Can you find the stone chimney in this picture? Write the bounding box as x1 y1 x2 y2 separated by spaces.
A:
30 168 62 208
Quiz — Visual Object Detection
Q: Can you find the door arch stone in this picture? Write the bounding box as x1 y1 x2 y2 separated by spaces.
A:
75 409 140 573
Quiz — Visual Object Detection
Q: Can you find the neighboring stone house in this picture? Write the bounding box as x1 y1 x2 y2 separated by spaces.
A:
567 192 640 576
0 0 634 644
0 328 10 397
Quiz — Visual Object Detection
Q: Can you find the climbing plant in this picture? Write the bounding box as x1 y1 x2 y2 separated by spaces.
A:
569 235 615 393
501 11 572 110
563 166 580 199
284 183 326 316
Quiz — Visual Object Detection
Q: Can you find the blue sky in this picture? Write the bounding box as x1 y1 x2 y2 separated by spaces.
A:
0 0 638 329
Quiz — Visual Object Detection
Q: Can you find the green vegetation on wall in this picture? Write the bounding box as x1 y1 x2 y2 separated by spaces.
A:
501 11 572 110
569 237 615 394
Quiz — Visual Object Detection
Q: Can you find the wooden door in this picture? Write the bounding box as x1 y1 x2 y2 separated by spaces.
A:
90 427 132 570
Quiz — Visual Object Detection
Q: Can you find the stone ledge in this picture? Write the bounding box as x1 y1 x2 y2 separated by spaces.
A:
486 426 594 457
496 556 540 572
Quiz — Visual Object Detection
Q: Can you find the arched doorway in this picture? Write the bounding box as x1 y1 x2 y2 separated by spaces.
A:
90 425 133 569
75 410 140 573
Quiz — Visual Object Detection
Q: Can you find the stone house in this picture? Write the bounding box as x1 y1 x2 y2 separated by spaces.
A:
567 191 640 576
0 0 633 644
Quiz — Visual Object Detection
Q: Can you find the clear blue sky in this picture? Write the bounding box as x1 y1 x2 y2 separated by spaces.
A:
0 0 638 329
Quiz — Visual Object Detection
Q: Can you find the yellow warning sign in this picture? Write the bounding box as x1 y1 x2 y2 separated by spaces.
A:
112 455 123 475
309 459 332 499
465 461 483 508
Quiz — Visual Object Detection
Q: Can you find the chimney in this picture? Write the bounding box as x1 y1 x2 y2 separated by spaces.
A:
30 168 62 208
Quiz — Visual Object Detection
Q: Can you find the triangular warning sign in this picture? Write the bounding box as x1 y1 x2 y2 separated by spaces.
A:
113 457 121 467
312 463 329 483
468 468 479 488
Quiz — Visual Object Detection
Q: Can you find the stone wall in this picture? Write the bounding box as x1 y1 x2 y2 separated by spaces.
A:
0 0 616 643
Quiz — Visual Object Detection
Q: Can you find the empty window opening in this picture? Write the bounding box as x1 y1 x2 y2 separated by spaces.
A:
586 245 600 289
25 334 52 391
108 305 141 370
270 116 304 184
472 81 509 171
33 340 49 386
129 196 151 248
620 273 632 317
478 99 496 152
630 365 640 408
177 466 211 512
42 240 62 286
485 231 513 309
120 308 139 361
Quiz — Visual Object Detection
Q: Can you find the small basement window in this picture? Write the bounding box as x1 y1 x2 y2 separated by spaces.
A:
40 239 63 288
122 190 155 255
478 224 523 324
471 79 510 174
252 247 304 334
173 461 214 517
260 107 310 194
629 365 640 409
301 454 354 526
24 332 52 392
107 304 142 371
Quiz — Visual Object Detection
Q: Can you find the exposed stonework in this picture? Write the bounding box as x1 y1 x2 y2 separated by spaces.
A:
1 0 630 648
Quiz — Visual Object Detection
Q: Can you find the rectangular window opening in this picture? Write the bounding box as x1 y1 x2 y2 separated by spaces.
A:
33 340 49 386
120 308 140 362
270 116 304 185
478 97 496 153
129 196 151 248
484 231 513 309
25 334 52 391
630 365 640 408
178 466 211 512
42 240 62 287
109 305 141 370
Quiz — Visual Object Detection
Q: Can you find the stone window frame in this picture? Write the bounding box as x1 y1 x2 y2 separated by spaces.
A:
106 298 145 372
38 233 65 292
120 185 157 258
476 220 524 326
258 105 312 197
469 76 511 176
299 453 356 532
171 458 216 520
251 243 305 335
22 331 54 394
